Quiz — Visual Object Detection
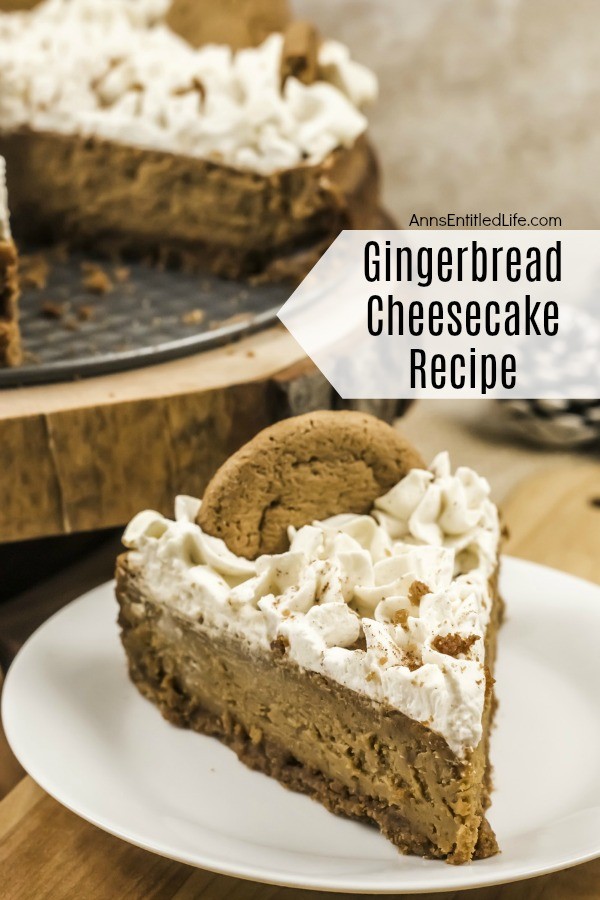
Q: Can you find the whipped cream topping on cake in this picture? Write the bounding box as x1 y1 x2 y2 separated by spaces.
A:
0 0 376 175
124 454 500 756
0 157 10 241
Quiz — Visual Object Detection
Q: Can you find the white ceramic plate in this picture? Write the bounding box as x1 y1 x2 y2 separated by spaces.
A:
3 557 600 894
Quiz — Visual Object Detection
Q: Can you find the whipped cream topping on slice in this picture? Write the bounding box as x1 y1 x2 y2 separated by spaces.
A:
0 156 10 241
0 0 377 175
123 454 500 757
373 451 499 576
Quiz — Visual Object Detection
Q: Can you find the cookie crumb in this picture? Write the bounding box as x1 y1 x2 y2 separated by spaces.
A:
391 608 409 627
114 266 131 283
403 648 422 671
81 262 113 295
77 304 95 322
408 580 430 606
432 633 480 658
182 308 205 326
40 299 66 319
21 254 50 290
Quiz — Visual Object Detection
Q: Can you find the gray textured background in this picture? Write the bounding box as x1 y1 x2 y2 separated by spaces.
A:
296 0 600 229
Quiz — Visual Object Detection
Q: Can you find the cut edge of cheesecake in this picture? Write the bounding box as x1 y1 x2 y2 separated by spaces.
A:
0 129 387 284
0 156 21 367
115 553 502 864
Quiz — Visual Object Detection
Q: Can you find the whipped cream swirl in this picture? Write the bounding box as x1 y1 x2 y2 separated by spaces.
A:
0 0 377 175
123 454 500 757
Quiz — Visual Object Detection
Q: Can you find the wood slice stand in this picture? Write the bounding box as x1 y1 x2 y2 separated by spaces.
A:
0 327 323 544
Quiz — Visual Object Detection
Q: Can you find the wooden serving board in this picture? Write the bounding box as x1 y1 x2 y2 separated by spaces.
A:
0 462 598 898
0 325 410 545
0 328 319 544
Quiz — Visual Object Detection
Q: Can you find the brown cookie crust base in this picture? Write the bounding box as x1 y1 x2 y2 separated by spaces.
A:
197 410 426 558
0 236 21 367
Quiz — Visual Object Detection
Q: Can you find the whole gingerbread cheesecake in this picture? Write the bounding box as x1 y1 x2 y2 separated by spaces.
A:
0 155 21 367
116 411 504 864
0 0 387 282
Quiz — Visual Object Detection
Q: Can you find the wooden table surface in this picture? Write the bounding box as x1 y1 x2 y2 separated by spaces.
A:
0 402 598 899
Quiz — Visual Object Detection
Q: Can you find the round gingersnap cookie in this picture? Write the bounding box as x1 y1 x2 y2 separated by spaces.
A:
197 410 425 559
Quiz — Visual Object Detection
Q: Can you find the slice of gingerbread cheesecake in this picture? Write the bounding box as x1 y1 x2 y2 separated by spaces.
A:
0 0 386 281
0 155 21 367
116 412 503 864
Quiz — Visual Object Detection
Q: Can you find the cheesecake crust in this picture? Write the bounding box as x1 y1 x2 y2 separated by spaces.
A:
0 235 21 366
